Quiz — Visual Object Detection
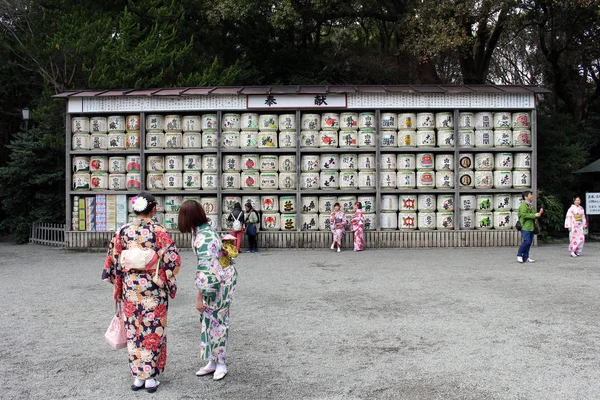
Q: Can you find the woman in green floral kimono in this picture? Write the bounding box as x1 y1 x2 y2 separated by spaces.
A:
178 200 238 381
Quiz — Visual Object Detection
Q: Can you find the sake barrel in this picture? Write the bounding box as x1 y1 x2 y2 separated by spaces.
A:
474 171 493 189
363 213 376 230
220 155 239 172
279 155 296 172
72 173 91 190
321 112 340 130
146 115 164 132
222 131 240 148
259 155 278 172
109 174 126 191
72 133 90 150
319 196 337 213
242 195 260 211
200 114 218 130
380 154 397 171
494 153 513 171
182 155 201 171
437 131 454 147
280 195 296 213
91 133 108 150
436 112 453 130
164 196 183 212
125 155 141 172
397 154 416 170
301 155 320 172
398 131 416 147
418 212 436 230
512 194 524 210
493 211 512 229
183 132 202 149
396 171 415 190
358 112 376 129
164 213 179 230
202 131 218 148
416 130 436 147
260 195 279 212
493 112 512 129
126 115 140 132
339 130 357 147
476 194 493 210
338 196 357 213
183 195 202 203
165 155 183 171
222 113 240 131
459 130 474 147
301 213 319 230
340 112 359 130
300 172 319 190
86 172 106 191
240 113 259 130
418 194 436 211
301 196 318 213
475 211 493 229
494 129 512 147
147 172 165 190
339 171 357 190
259 114 279 131
358 153 375 170
475 112 493 129
258 132 277 148
459 112 474 129
459 210 475 229
300 131 319 147
512 170 531 188
381 195 399 211
398 113 417 130
279 114 296 131
437 194 454 211
163 172 183 190
301 114 321 130
222 196 241 213
474 153 494 170
399 212 418 230
201 173 218 190
416 113 435 129
417 171 435 188
72 117 89 133
459 195 476 211
200 197 218 214
164 132 182 149
340 154 358 171
183 171 201 190
164 115 182 132
459 170 474 188
358 171 376 190
319 131 338 147
475 130 493 147
416 153 434 170
126 172 141 191
90 156 108 172
357 195 375 213
320 171 339 189
73 156 90 173
202 154 218 172
222 172 242 190
260 172 279 190
514 153 531 170
458 153 474 170
436 171 454 189
512 112 530 129
358 130 376 147
380 212 398 230
380 131 398 147
320 154 339 171
380 171 397 190
380 112 398 130
494 193 512 211
279 173 296 190
513 130 531 147
436 212 454 230
262 212 281 231
90 117 107 133
435 154 454 171
494 170 513 189
146 132 164 149
107 116 126 133
399 194 417 211
240 131 258 148
278 131 296 148
318 213 333 231
125 131 140 149
154 196 164 212
240 154 259 171
221 214 233 231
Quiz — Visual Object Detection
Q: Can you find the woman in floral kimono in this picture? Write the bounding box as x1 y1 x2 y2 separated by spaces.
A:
351 202 366 252
178 200 237 381
103 193 180 393
329 202 346 252
565 196 587 257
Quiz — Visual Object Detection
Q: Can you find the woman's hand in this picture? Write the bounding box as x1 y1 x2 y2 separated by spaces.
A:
196 293 206 313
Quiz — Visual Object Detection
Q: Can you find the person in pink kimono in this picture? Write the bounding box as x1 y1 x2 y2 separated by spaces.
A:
564 196 587 257
351 202 366 252
329 203 346 252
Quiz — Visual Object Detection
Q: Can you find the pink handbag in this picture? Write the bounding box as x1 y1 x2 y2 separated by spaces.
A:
105 302 127 350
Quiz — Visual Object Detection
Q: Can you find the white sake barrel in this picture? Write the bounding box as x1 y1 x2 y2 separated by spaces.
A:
163 115 181 133
72 117 89 133
494 170 513 189
340 154 358 171
475 211 493 229
280 195 296 213
222 196 241 213
512 194 524 210
107 116 126 133
259 114 278 131
459 130 474 147
240 113 259 130
72 173 90 190
201 173 217 190
380 171 397 190
260 172 279 190
259 155 278 172
321 112 340 130
340 112 358 130
494 211 512 229
300 131 319 147
301 155 320 172
107 133 126 150
262 212 281 231
199 197 217 214
459 210 475 230
126 172 141 191
301 196 318 213
459 112 474 129
363 213 376 230
239 171 258 189
221 113 240 131
301 214 319 231
380 113 398 130
90 133 108 150
459 195 476 211
474 171 493 189
435 171 454 188
164 155 182 171
222 131 240 148
125 115 140 132
73 156 90 173
339 171 357 190
258 132 277 148
182 116 201 132
164 196 183 212
279 114 296 131
181 155 201 171
278 131 296 148
357 195 375 213
380 154 397 171
202 131 218 148
358 171 375 190
418 212 436 230
436 212 454 230
260 195 279 212
494 193 512 211
146 115 164 132
436 112 453 130
164 213 179 231
319 131 338 147
320 154 339 171
459 170 474 187
90 117 107 133
200 114 217 130
493 112 512 129
380 131 398 147
221 214 233 231
475 130 493 147
437 194 454 211
163 172 183 190
417 171 435 188
145 132 164 149
164 132 182 149
339 130 358 148
199 154 216 172
416 113 435 129
183 171 201 190
494 153 513 171
358 130 376 147
301 114 320 130
222 172 241 190
240 154 259 171
358 112 376 129
380 212 398 230
416 153 434 170
146 172 164 190
125 155 140 172
512 112 530 129
320 171 339 189
398 131 416 147
338 196 357 213
399 212 417 230
398 113 417 129
399 194 417 211
239 131 258 148
476 195 493 210
206 214 218 230
435 154 454 171
72 133 90 150
416 130 436 147
514 153 531 170
396 171 415 190
437 131 454 147
125 131 140 149
358 153 375 170
183 195 202 204
319 196 337 213
418 194 436 211
108 174 126 190
90 155 108 172
458 153 474 170
475 112 493 129
91 172 108 191
396 154 416 170
318 213 333 231
300 172 319 190
494 129 512 147
513 130 531 147
279 173 296 191
513 170 531 188
474 153 494 170
381 195 399 212
278 155 296 172
182 132 201 149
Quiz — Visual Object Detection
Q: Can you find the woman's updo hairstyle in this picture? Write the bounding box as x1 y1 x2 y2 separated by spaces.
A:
131 192 157 216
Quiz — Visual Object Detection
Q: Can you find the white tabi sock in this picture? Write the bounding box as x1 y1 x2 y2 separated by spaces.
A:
216 363 227 373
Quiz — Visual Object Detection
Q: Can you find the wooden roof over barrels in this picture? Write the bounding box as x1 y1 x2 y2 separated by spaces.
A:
53 85 551 98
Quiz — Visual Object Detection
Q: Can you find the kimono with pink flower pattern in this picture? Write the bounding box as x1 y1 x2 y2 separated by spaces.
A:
565 205 587 255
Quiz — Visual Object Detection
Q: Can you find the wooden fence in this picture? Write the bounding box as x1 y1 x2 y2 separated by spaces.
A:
29 223 66 247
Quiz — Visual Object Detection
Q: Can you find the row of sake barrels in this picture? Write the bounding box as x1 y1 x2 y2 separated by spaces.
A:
460 210 519 230
381 193 525 212
458 129 531 148
71 132 140 151
300 213 376 231
458 153 531 171
145 131 297 149
300 195 375 214
379 111 531 131
72 172 141 191
379 211 454 230
457 170 531 189
459 194 524 211
299 130 454 148
72 155 140 173
71 115 140 133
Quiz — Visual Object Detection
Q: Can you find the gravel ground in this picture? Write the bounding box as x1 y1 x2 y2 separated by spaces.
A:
0 242 599 400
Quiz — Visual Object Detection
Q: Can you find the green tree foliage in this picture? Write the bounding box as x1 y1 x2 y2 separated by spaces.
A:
537 190 564 242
